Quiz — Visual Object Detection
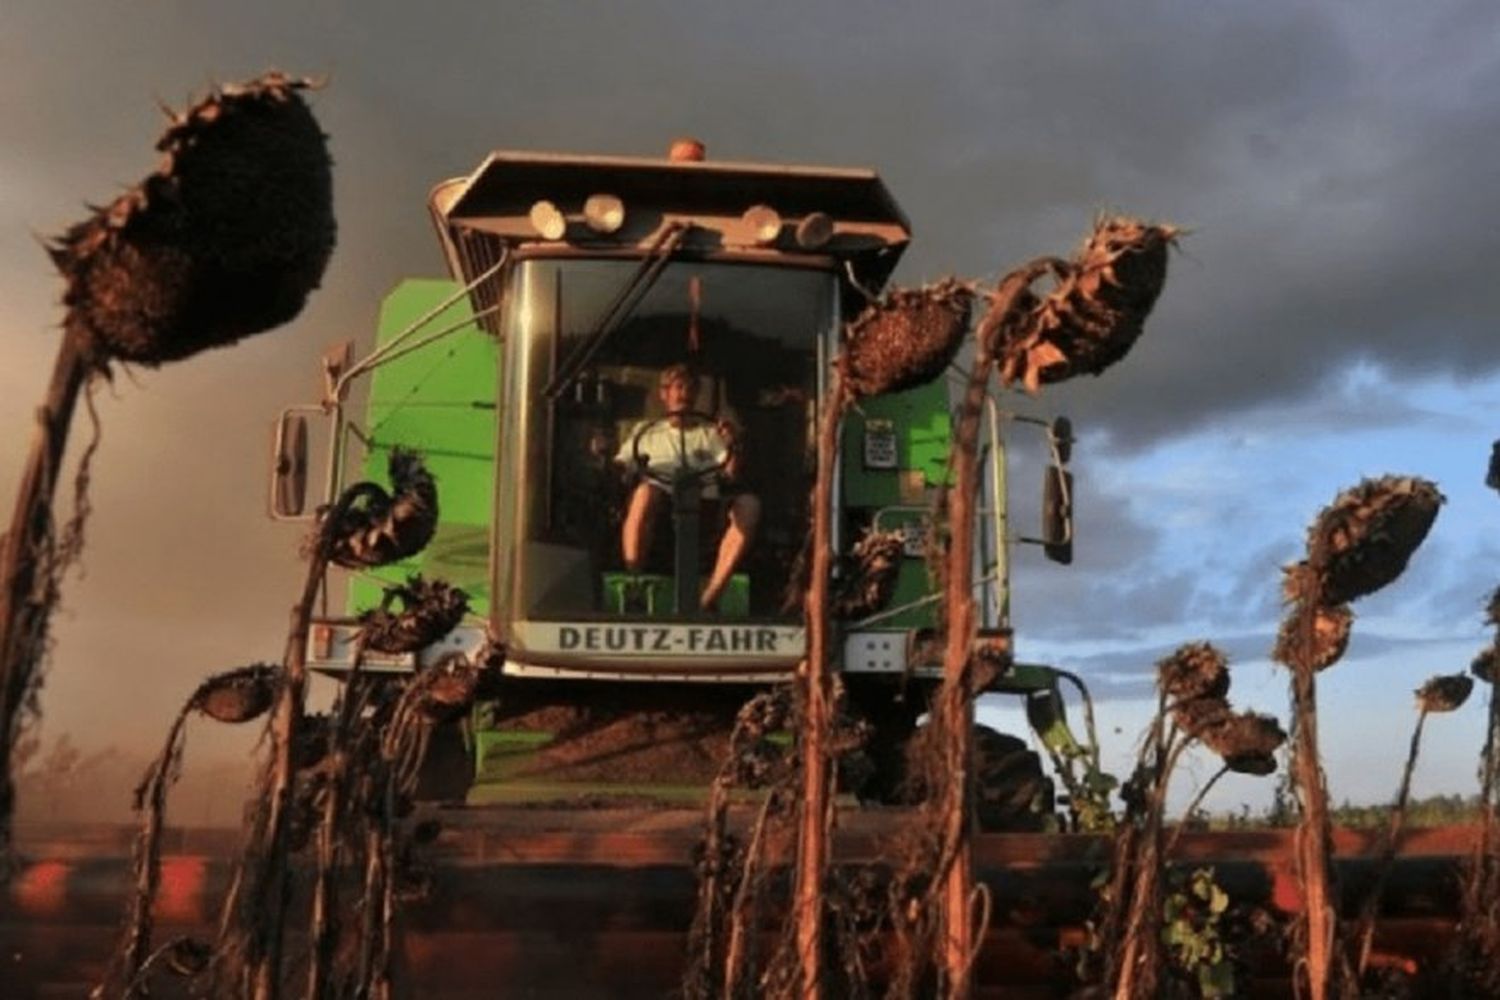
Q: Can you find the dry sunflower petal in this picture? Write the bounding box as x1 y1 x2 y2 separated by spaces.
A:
1415 674 1473 713
359 576 469 654
1486 585 1500 628
840 278 974 398
190 664 279 724
1272 604 1353 672
1306 476 1443 606
1158 642 1230 702
998 217 1178 393
48 72 334 366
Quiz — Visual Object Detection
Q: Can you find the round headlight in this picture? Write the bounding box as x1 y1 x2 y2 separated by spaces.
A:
795 212 834 250
583 193 625 234
528 200 566 240
742 204 782 245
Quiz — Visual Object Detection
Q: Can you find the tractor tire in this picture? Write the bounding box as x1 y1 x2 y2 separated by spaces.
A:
857 716 1056 832
973 726 1055 832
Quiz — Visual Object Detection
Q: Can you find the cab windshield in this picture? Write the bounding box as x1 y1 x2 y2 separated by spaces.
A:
506 258 833 622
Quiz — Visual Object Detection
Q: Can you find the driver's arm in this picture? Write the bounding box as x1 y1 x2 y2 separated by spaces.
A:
716 419 744 482
615 422 646 473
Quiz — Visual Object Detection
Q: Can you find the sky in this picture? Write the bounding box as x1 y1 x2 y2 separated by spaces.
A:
2 1 1498 818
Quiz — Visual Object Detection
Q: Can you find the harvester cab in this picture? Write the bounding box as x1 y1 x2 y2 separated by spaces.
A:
270 144 1109 827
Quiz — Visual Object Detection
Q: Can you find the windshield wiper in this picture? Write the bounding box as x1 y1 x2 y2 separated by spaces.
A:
544 221 689 400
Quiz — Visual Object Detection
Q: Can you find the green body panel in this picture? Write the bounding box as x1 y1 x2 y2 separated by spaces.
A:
839 381 953 506
838 381 952 628
348 279 499 617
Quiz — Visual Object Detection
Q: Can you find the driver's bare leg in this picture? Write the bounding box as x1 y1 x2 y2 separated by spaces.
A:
622 482 663 571
701 493 761 610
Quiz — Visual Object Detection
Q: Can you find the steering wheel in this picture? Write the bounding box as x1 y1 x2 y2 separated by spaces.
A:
630 409 732 491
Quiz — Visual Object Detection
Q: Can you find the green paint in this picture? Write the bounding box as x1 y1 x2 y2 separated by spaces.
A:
347 279 499 616
839 380 952 508
600 572 749 618
838 380 952 628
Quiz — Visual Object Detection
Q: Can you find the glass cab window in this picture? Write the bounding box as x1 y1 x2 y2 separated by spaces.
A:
506 258 832 622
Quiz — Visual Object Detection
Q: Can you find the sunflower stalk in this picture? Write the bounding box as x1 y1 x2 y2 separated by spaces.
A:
104 706 191 997
791 368 845 998
0 327 94 866
1091 693 1166 989
1113 729 1191 999
1289 599 1341 1000
723 791 781 998
1165 764 1230 859
251 526 334 1000
685 769 736 997
933 262 1055 998
307 643 369 1000
1471 635 1500 915
1354 708 1428 977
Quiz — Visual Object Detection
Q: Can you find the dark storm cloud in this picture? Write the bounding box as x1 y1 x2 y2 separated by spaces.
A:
7 2 1498 455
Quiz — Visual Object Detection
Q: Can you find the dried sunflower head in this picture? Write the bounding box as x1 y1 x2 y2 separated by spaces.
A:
1158 642 1230 703
1172 696 1233 740
190 664 279 724
327 447 439 569
1415 674 1474 714
1198 711 1286 776
1272 603 1353 672
409 654 480 724
998 216 1179 393
49 73 334 366
359 575 469 654
1305 476 1443 606
1486 586 1500 628
832 529 907 619
840 279 974 398
724 688 793 787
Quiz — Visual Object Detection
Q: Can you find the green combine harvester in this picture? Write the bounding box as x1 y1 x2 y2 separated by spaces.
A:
270 144 1110 829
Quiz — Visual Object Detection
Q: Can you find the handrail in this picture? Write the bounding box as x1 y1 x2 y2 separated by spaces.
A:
329 252 508 404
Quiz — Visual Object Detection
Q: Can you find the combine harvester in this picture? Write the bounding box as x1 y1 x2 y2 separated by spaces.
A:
281 139 1101 823
2 143 1473 996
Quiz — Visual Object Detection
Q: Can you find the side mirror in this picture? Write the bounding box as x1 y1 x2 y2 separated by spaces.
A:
270 411 310 518
1042 464 1073 565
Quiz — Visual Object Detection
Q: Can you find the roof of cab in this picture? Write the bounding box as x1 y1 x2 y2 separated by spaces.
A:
428 150 912 295
438 150 910 230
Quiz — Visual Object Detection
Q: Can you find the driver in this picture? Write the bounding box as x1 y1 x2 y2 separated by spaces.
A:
617 363 761 611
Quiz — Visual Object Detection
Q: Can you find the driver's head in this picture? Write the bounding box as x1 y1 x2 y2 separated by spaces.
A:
657 363 695 415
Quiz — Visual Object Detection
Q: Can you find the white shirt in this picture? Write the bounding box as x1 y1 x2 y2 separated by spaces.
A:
617 420 728 488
